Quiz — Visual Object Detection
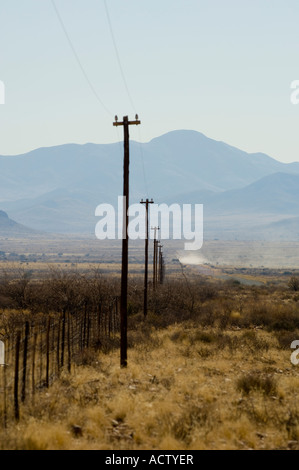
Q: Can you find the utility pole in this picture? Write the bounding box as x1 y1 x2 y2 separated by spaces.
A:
155 239 160 287
151 226 160 290
155 240 159 287
161 254 164 284
158 243 163 284
113 114 141 368
140 198 154 318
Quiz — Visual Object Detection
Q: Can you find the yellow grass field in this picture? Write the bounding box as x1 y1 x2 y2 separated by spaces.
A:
1 323 299 450
1 292 299 450
1 239 299 450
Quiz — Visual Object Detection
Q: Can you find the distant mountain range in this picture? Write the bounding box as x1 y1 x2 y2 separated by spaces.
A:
1 130 299 240
0 210 35 236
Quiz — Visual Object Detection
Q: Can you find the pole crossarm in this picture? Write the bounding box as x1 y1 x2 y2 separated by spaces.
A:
113 114 141 127
113 120 141 127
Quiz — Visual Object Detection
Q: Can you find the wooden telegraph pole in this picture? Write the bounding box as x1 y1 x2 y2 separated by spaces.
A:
140 198 154 318
151 226 160 290
158 243 163 284
113 115 141 368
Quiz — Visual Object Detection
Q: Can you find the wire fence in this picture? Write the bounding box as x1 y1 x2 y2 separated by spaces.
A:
0 297 120 427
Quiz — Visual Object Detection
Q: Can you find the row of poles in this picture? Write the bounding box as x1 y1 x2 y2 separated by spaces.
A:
152 227 165 290
113 115 165 368
140 201 165 318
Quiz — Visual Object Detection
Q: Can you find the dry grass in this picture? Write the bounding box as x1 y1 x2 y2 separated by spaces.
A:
1 319 299 450
1 268 299 450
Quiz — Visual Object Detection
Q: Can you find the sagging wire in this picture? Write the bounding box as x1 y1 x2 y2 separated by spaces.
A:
51 0 112 116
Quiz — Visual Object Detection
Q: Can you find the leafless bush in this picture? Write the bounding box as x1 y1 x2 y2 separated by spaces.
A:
236 372 277 396
288 276 299 292
275 330 299 350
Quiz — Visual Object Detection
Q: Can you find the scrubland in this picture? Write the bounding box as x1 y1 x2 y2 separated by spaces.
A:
1 267 299 450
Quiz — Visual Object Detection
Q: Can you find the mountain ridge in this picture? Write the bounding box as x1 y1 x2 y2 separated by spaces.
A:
0 210 37 236
1 130 299 237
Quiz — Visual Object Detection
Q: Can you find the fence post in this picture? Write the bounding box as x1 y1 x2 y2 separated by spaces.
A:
86 314 90 349
80 313 84 352
46 317 51 388
57 317 61 376
4 364 7 427
14 332 21 421
2 363 7 428
83 302 87 349
61 309 66 368
21 322 30 403
32 329 37 401
67 312 71 373
52 319 56 377
97 302 101 345
39 326 43 386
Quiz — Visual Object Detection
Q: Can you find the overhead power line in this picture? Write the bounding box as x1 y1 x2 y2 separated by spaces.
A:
51 0 112 116
103 0 136 112
51 0 150 202
137 127 149 198
102 1 149 196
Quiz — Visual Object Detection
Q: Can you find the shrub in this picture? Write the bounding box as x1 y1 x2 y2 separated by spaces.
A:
289 277 299 292
236 372 277 396
275 331 299 350
192 331 217 344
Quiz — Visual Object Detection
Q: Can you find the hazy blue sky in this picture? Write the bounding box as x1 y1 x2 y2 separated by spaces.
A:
0 0 298 162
